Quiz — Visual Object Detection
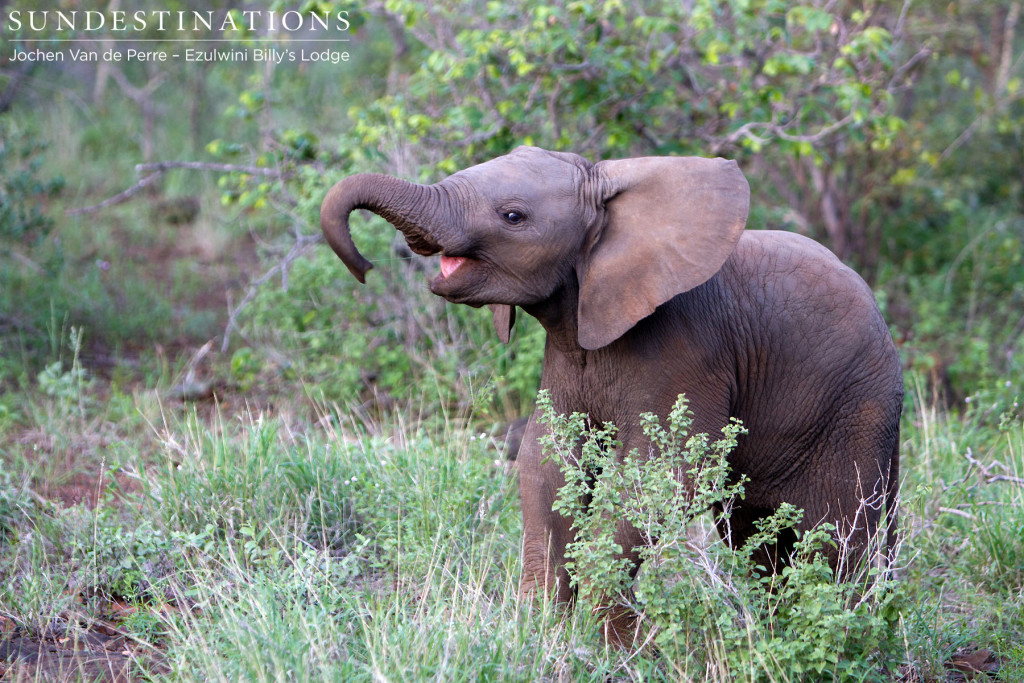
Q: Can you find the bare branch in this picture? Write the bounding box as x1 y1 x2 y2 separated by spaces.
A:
65 172 165 216
989 475 1024 486
107 64 164 102
220 232 324 353
963 447 1024 488
997 2 1022 93
712 121 773 152
775 113 856 143
712 110 859 155
134 161 283 177
10 250 44 274
887 46 933 91
938 507 974 520
65 161 284 216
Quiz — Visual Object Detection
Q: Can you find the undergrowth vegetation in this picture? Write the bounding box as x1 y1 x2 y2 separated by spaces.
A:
1 374 1021 680
542 393 904 681
1 1 1023 680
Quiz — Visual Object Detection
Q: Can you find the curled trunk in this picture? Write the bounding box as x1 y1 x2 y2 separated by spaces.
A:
320 173 449 282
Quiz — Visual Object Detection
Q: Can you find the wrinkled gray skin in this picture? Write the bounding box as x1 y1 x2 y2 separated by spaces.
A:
321 146 903 641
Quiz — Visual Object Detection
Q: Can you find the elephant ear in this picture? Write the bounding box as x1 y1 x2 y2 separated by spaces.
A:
489 304 516 344
577 157 749 350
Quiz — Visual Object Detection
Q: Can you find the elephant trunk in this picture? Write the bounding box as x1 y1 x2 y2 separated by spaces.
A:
320 173 452 283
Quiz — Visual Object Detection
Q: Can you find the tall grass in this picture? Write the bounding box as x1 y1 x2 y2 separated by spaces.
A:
896 378 1024 681
132 402 648 681
2 318 1022 680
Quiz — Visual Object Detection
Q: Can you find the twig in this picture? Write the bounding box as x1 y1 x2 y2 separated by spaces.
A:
963 447 1024 488
775 113 856 143
135 161 283 177
715 112 857 153
988 474 1024 486
220 232 323 353
996 2 1021 94
887 45 933 90
10 250 44 274
66 161 284 216
65 172 165 216
713 121 772 152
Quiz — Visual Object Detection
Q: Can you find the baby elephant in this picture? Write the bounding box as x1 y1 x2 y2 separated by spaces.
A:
320 146 903 637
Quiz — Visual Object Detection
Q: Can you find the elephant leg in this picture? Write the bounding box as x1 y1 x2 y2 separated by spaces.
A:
517 413 575 602
516 412 646 645
812 417 901 579
723 453 897 578
884 428 901 568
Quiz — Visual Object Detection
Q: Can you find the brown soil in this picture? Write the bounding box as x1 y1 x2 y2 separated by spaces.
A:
0 610 166 682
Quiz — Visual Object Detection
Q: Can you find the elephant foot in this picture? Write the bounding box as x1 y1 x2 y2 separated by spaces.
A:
520 558 575 603
596 602 644 650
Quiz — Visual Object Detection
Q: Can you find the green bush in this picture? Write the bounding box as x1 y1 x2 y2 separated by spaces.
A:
0 470 45 542
244 242 544 417
540 392 904 681
0 120 65 243
0 122 67 369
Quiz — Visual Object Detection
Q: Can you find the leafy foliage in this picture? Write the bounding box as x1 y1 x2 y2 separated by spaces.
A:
356 0 906 165
243 245 545 413
541 392 904 680
0 121 65 243
331 1 1022 402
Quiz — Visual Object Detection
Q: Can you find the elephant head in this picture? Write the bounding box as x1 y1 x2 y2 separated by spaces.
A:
320 146 750 349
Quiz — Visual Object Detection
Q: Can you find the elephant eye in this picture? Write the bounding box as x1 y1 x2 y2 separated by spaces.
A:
502 211 526 225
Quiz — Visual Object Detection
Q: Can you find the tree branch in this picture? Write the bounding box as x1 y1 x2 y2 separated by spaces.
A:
64 172 165 216
963 447 1024 488
134 161 283 177
65 162 284 216
997 2 1022 93
220 232 323 353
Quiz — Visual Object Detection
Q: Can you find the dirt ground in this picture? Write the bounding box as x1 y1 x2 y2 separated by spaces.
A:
0 612 165 682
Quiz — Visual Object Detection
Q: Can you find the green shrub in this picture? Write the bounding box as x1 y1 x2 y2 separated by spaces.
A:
540 392 905 681
0 470 45 542
244 243 544 417
83 512 214 603
0 120 65 243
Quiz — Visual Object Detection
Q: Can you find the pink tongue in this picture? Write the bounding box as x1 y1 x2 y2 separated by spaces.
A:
440 255 466 279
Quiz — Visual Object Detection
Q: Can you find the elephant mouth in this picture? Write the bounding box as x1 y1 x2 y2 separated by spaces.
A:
431 253 485 303
439 255 467 279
